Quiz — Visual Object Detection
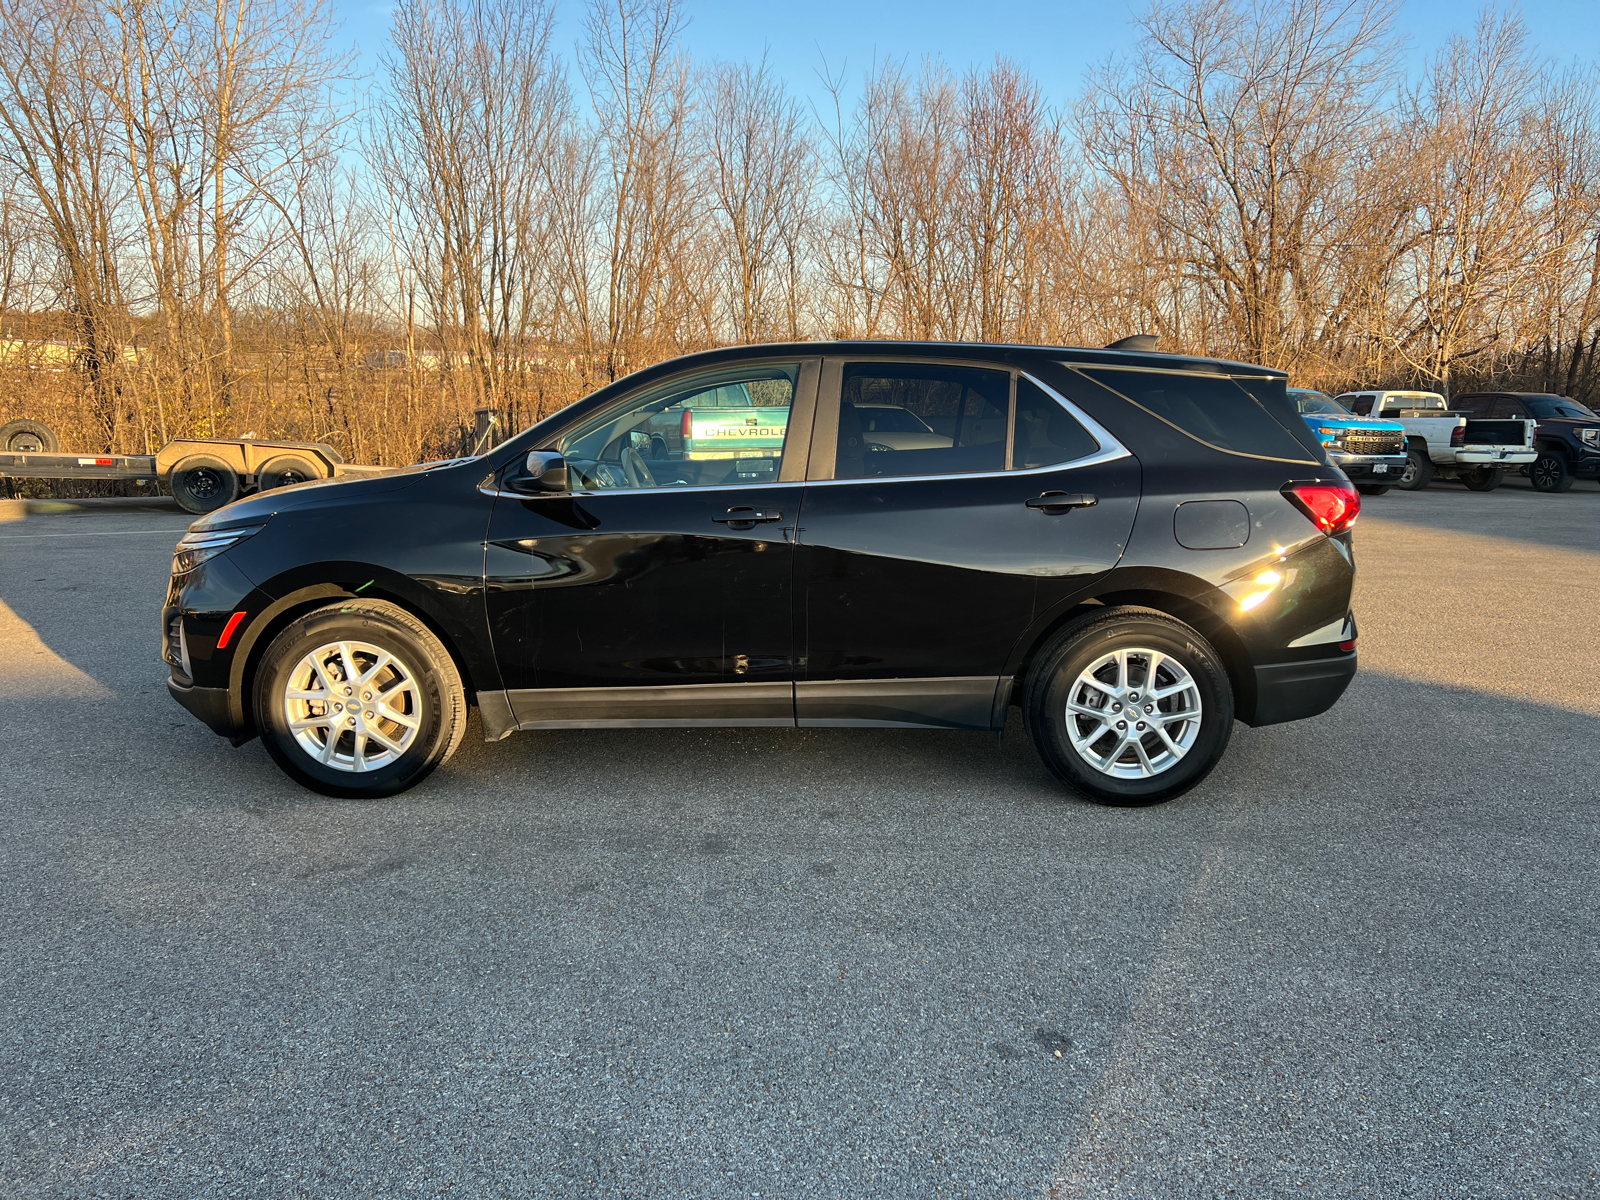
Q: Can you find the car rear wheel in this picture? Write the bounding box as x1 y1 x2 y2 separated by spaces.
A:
1461 466 1504 491
1023 609 1234 806
1396 448 1433 490
253 600 466 798
1529 451 1574 493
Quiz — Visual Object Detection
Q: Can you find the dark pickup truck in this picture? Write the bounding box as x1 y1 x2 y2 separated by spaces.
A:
1451 392 1600 492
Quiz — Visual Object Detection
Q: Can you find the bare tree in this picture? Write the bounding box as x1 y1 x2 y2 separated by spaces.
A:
1079 0 1401 369
373 0 573 421
701 55 815 343
581 0 701 376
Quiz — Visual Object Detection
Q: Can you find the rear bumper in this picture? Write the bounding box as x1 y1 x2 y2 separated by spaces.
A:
167 676 236 737
1452 449 1537 465
1246 652 1357 727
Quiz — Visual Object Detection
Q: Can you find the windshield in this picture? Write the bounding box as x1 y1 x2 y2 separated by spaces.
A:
1523 395 1597 419
858 406 936 434
1379 393 1445 412
1288 389 1352 417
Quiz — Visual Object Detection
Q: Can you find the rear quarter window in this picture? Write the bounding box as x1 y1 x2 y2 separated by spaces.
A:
1078 368 1316 461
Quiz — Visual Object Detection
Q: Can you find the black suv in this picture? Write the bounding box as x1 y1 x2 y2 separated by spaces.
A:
1450 392 1600 492
164 342 1360 805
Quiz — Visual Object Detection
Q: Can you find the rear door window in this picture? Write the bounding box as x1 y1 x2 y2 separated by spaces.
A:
1013 378 1100 468
1079 368 1314 460
836 363 1009 479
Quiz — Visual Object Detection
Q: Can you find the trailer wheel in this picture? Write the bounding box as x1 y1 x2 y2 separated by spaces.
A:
1 418 59 453
257 454 323 492
170 454 241 514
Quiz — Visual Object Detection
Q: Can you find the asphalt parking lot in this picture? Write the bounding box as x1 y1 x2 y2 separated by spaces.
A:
2 483 1597 1199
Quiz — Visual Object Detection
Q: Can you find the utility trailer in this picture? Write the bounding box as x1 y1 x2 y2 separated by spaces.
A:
0 418 393 514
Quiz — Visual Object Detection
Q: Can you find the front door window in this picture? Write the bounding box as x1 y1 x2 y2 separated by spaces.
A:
559 363 800 490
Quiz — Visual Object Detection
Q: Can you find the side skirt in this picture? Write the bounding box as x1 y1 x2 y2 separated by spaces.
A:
500 677 1009 732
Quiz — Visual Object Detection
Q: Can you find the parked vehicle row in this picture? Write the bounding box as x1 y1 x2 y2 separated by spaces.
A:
1283 387 1600 494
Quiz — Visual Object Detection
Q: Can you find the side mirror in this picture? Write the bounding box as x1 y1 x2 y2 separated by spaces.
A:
509 449 568 494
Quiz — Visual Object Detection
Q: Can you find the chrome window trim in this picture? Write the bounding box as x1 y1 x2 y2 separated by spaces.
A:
480 367 1133 496
803 368 1131 488
479 478 804 500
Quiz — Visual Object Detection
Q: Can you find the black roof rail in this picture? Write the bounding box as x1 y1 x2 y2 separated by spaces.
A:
1104 334 1157 352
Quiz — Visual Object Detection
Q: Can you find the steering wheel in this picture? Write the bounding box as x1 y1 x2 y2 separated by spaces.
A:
621 445 657 488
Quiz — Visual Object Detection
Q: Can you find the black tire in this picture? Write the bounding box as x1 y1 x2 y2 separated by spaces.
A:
256 453 324 492
252 600 466 798
1 417 59 453
1529 451 1574 493
1355 483 1391 496
1023 608 1235 806
170 454 241 514
1396 447 1434 491
1461 466 1504 492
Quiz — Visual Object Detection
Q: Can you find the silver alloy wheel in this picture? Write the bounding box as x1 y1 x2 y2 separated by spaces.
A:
1398 455 1419 486
282 639 422 773
1064 647 1203 778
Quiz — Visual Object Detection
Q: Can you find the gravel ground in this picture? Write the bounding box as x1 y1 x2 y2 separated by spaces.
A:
0 485 1596 1199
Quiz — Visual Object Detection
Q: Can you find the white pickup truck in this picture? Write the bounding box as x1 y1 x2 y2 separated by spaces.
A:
1333 390 1536 492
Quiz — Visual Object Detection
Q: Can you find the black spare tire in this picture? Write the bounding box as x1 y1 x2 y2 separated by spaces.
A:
256 453 323 492
1 418 59 453
170 453 240 514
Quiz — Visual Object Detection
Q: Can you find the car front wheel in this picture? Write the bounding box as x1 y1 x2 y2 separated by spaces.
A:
253 600 466 798
1023 609 1234 806
1530 451 1574 493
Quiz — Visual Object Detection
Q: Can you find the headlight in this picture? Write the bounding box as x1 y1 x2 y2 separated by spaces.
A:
1582 428 1600 448
1316 426 1344 446
172 523 266 574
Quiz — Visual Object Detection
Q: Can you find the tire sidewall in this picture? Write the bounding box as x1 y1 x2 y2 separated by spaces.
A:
258 454 322 491
1028 614 1234 805
1531 452 1571 492
1398 448 1432 490
254 607 450 798
171 454 240 514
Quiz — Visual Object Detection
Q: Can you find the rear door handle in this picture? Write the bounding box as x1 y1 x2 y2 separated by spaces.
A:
713 507 783 526
1026 492 1097 513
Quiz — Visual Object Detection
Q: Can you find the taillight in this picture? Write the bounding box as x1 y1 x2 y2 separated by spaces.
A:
1450 424 1464 447
681 408 693 441
1283 481 1361 536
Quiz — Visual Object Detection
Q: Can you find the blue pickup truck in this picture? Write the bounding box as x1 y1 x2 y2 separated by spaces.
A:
1288 388 1409 495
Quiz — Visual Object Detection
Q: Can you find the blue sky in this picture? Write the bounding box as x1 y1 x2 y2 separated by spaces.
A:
327 0 1600 112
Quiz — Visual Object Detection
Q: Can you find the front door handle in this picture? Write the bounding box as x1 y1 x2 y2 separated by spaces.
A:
713 506 783 527
1026 492 1097 513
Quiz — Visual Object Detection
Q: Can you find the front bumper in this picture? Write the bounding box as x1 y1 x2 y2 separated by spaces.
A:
1329 452 1407 481
167 676 236 737
1247 652 1357 727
